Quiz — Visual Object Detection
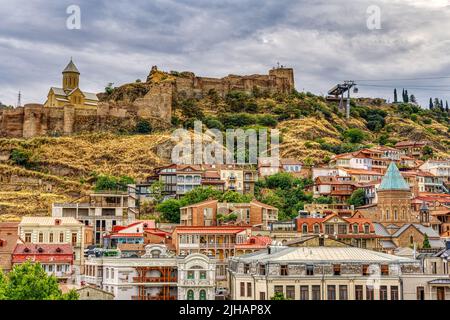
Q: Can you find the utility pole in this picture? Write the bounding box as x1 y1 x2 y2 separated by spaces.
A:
17 91 22 108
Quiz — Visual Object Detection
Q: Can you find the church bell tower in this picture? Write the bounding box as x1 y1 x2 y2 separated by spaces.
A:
62 58 80 92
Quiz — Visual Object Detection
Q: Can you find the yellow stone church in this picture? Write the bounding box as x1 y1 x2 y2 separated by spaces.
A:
44 59 99 108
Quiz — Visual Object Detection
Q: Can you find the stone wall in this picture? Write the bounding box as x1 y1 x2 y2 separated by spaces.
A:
172 67 295 99
0 85 172 138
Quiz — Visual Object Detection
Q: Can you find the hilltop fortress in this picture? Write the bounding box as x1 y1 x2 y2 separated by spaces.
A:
0 61 295 138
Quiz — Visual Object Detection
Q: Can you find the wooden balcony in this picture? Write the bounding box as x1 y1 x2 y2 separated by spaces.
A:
132 276 177 283
132 295 177 301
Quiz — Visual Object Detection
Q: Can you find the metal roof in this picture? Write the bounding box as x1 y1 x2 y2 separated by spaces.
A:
235 246 415 264
379 162 411 191
62 59 80 74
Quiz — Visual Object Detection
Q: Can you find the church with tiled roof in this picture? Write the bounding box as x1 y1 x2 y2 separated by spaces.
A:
44 59 98 108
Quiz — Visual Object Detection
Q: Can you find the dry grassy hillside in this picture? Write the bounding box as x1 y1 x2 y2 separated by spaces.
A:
0 92 449 219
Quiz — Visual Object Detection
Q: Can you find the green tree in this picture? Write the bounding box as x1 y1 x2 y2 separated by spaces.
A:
0 262 78 300
348 189 366 207
156 199 182 223
343 128 366 143
314 196 333 204
94 175 135 192
394 89 398 103
271 292 287 300
220 191 252 203
105 82 114 95
180 187 222 206
265 172 294 190
422 233 431 249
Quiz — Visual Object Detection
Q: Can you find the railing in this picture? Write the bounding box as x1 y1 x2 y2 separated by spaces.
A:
132 277 178 283
132 295 177 301
199 243 235 248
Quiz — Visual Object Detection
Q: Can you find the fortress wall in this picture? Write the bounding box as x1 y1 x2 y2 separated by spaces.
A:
0 107 25 137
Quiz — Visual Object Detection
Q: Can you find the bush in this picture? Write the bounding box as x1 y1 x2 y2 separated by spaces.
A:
10 148 34 168
156 199 182 223
204 117 224 131
343 128 366 143
348 189 365 207
134 119 152 134
256 114 278 127
218 113 257 127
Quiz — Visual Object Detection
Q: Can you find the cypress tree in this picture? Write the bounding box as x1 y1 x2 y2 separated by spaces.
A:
405 90 409 103
394 89 398 103
429 98 433 109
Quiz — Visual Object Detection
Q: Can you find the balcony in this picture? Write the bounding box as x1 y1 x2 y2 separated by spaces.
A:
132 276 178 283
199 243 235 249
132 295 177 301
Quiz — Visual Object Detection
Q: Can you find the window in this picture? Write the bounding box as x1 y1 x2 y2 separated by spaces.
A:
247 283 252 297
25 233 31 243
338 224 347 234
391 286 399 300
386 210 390 220
199 290 206 300
302 224 308 234
380 286 388 300
259 292 266 300
306 265 314 276
259 264 266 275
274 286 283 295
240 282 245 297
300 286 309 300
432 262 437 274
364 224 370 234
353 224 359 234
286 286 295 300
339 285 348 300
280 265 288 276
57 265 62 272
49 233 54 243
71 233 77 245
355 285 363 300
327 285 336 300
366 286 374 300
48 265 53 272
313 224 320 234
362 265 369 276
394 209 398 220
200 271 206 280
333 264 341 276
325 225 334 234
312 285 321 300
187 271 194 279
59 232 64 243
38 233 43 243
244 264 250 274
187 290 194 300
381 265 389 276
417 287 425 300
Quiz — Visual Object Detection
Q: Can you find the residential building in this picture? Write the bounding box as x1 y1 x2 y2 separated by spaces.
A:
52 191 137 245
395 140 429 159
313 176 356 202
179 199 278 231
84 244 216 300
295 213 380 250
18 217 85 269
12 244 74 281
0 222 19 273
229 245 425 300
420 159 450 184
60 284 115 300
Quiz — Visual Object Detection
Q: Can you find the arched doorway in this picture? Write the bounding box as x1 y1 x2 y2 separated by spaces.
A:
199 290 206 300
187 290 194 300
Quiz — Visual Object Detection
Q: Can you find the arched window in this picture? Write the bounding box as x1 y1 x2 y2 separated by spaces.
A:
313 224 320 234
401 209 406 220
302 224 308 234
385 210 390 221
187 290 194 300
199 290 207 300
394 209 398 220
364 224 370 234
409 235 414 245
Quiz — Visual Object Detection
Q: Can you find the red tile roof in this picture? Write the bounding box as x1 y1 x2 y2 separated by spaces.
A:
12 244 73 264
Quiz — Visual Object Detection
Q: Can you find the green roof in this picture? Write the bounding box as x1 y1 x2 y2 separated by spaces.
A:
378 162 410 191
62 59 80 74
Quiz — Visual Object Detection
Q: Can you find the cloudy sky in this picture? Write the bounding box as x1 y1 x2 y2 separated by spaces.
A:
1 0 449 107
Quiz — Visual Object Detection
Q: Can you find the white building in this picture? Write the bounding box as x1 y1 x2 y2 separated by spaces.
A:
84 244 216 300
420 160 450 184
